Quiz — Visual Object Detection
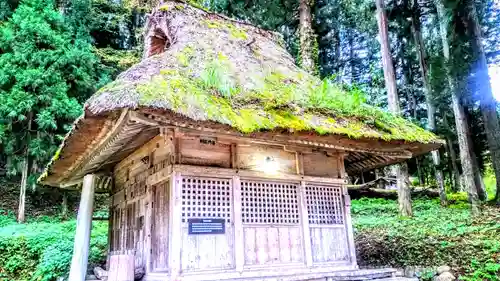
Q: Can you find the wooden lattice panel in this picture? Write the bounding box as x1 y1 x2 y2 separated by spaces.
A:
241 180 300 224
110 207 122 251
305 184 344 225
181 176 232 223
128 178 146 200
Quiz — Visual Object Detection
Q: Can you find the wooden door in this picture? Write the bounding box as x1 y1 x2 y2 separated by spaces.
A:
151 180 170 271
305 183 350 263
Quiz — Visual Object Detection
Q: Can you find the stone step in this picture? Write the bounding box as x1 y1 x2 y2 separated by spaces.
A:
372 277 418 281
325 268 397 280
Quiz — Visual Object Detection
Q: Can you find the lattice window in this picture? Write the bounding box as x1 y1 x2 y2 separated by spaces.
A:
125 202 136 249
181 176 232 223
241 180 300 224
110 207 122 251
305 184 344 225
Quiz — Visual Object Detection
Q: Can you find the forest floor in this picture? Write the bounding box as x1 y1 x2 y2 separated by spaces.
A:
353 198 499 280
0 182 498 281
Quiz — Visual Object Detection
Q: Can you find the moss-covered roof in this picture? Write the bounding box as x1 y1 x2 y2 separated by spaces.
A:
85 1 439 144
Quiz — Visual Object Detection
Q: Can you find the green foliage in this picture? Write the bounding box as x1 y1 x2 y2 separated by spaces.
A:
199 54 238 98
353 198 500 280
483 163 497 201
95 47 141 79
0 211 108 281
0 0 103 179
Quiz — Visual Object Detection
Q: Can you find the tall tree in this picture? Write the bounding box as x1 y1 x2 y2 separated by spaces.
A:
464 0 500 204
410 0 446 205
375 0 412 216
299 0 316 73
434 0 480 214
0 0 100 222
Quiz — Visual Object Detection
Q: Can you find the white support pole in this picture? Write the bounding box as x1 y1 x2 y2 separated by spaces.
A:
168 172 182 281
69 174 96 281
298 181 313 267
232 176 245 272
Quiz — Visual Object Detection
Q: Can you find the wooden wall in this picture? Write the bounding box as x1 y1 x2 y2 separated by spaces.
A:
174 135 342 178
151 181 169 271
110 135 174 271
108 132 350 275
303 152 340 178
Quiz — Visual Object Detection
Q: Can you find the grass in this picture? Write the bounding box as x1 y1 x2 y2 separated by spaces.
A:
353 198 500 280
0 211 108 281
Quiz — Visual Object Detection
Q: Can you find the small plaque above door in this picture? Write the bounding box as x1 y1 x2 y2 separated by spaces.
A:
188 218 225 235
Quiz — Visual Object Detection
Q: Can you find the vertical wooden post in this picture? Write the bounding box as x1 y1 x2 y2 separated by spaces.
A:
339 154 358 268
144 185 153 273
230 143 238 169
69 174 96 281
343 186 358 268
168 172 182 280
107 205 114 270
174 130 182 164
298 181 313 267
295 152 304 175
232 175 244 272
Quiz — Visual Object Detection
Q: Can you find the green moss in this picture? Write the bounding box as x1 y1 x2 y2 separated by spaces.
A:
185 0 207 11
108 44 438 143
175 46 195 67
52 147 62 162
203 19 248 40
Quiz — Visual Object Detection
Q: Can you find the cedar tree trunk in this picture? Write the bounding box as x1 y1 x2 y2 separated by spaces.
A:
376 0 412 216
411 0 446 205
464 0 500 203
299 0 316 74
435 0 480 214
18 112 32 223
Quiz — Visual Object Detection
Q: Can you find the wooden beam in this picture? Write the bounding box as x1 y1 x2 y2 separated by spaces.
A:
172 164 347 185
174 133 182 164
68 174 96 281
143 117 418 158
144 185 153 273
129 111 160 126
338 154 346 180
61 109 129 183
298 181 313 267
230 143 238 169
346 157 402 174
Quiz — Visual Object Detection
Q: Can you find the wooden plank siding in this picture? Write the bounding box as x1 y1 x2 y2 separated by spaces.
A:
108 133 355 277
152 181 170 271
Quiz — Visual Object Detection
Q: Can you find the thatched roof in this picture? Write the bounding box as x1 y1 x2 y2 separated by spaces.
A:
38 1 442 187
